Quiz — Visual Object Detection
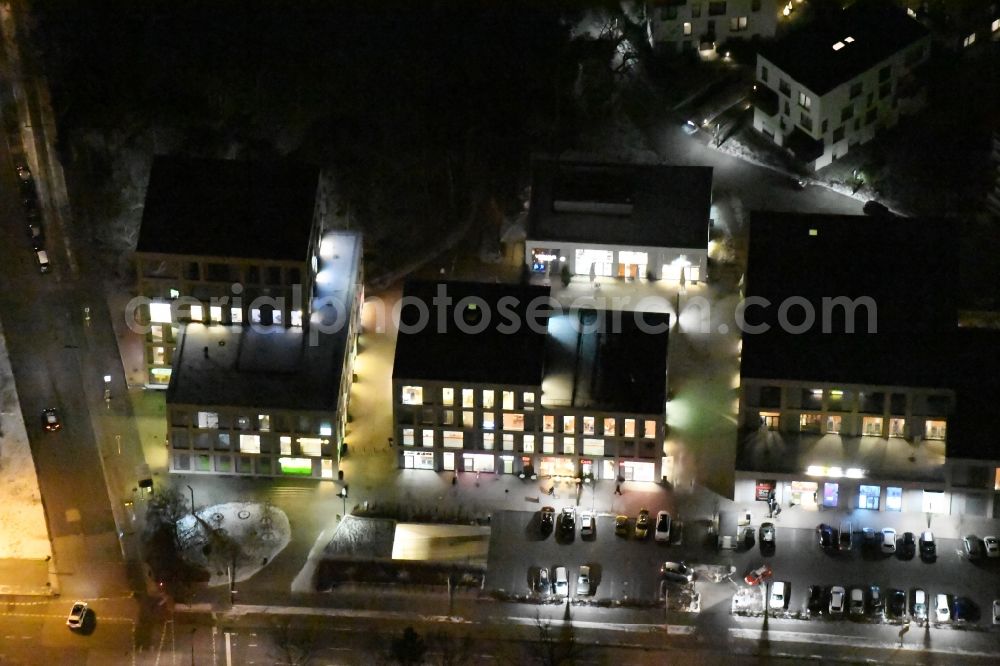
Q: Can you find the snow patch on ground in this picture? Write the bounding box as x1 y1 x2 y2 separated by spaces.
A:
176 501 290 586
0 322 52 560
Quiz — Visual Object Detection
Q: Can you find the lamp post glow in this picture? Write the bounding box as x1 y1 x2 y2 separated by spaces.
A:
338 486 349 517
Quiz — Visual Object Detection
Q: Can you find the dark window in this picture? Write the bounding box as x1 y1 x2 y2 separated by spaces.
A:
859 392 885 413
247 266 260 284
205 263 231 282
779 117 787 131
184 262 200 280
708 1 727 16
267 266 282 285
783 99 790 116
833 126 845 142
663 6 678 19
821 119 829 133
288 267 301 285
692 3 702 18
779 79 791 96
752 0 761 10
849 81 863 99
926 395 951 416
866 92 874 107
841 104 854 122
879 81 891 100
761 66 769 83
865 108 877 125
879 64 891 82
801 389 822 410
799 113 812 132
853 118 861 131
890 393 907 415
760 386 782 408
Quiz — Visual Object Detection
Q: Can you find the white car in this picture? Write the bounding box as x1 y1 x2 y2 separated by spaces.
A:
912 589 927 621
993 599 1000 625
849 587 865 616
66 601 88 629
577 565 591 596
654 511 672 542
769 581 786 610
580 511 595 537
983 535 999 558
553 566 568 597
881 528 897 554
829 586 846 614
934 594 950 623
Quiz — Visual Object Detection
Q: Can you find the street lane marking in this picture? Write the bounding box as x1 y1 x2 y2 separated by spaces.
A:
728 627 1000 658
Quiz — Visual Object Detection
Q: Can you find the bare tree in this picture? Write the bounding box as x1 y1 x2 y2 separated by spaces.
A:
271 619 317 666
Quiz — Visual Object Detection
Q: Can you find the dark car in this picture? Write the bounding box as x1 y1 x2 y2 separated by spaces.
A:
661 561 695 584
817 524 835 549
900 532 916 558
28 223 44 250
888 588 907 619
861 527 878 550
558 507 575 536
953 597 976 623
539 506 555 534
863 200 894 218
919 531 936 560
806 585 826 616
41 408 61 432
963 535 985 561
760 522 776 552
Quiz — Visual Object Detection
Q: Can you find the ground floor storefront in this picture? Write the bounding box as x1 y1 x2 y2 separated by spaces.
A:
526 242 705 283
399 448 667 482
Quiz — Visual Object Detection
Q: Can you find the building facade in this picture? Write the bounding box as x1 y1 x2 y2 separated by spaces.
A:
752 2 930 170
650 0 779 52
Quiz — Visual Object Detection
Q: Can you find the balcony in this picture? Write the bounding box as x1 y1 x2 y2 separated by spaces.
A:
752 84 780 117
785 126 824 163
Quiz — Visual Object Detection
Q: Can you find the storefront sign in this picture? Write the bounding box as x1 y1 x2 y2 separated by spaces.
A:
755 480 776 501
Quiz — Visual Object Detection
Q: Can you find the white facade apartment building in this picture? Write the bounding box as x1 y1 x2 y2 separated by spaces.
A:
752 1 930 170
650 0 778 51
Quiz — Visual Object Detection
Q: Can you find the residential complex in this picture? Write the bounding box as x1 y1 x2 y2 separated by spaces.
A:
752 1 930 170
735 212 1000 518
901 0 1000 51
525 158 712 282
392 281 671 482
650 0 778 52
134 156 363 479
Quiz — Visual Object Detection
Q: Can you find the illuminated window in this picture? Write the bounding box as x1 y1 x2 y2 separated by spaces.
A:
463 411 474 428
443 431 463 448
543 436 555 454
152 346 165 365
729 16 748 31
563 416 575 434
149 302 172 324
798 91 811 110
401 386 423 405
992 19 999 33
239 434 261 454
280 436 292 455
403 428 415 446
482 412 495 430
483 433 495 450
442 410 455 425
503 434 514 451
258 414 271 432
291 310 303 327
168 288 180 299
209 306 222 323
583 439 604 456
563 437 575 455
683 21 692 36
190 305 203 321
197 411 219 429
644 420 657 438
889 418 905 438
151 325 164 342
230 307 243 324
761 412 780 430
800 413 822 432
502 391 514 410
502 413 524 431
523 392 535 409
624 419 636 437
482 390 495 409
603 418 616 436
543 415 555 433
925 420 946 440
963 32 976 47
422 430 435 447
582 417 595 435
442 388 454 406
826 415 842 434
523 435 535 453
462 389 474 408
862 416 882 436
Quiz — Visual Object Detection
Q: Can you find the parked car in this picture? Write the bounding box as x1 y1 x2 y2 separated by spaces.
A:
654 511 672 543
559 507 575 536
66 601 88 629
817 524 834 550
660 561 694 584
863 200 894 218
744 564 773 586
537 566 550 594
963 535 984 560
869 585 883 615
888 588 907 619
881 528 897 554
634 508 650 539
993 599 1000 625
861 527 878 550
35 249 50 273
577 566 591 596
919 531 936 561
984 535 1000 558
15 160 31 182
839 521 852 551
900 532 916 559
539 506 555 534
41 408 61 432
580 511 595 538
806 585 825 616
769 581 787 610
759 522 776 551
849 587 866 616
912 589 927 621
614 514 629 537
934 594 950 623
28 223 44 250
952 597 973 623
553 566 568 596
682 119 700 135
829 586 846 615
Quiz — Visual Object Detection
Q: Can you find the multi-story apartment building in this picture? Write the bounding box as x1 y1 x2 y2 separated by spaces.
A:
901 0 1000 52
736 212 1000 518
135 156 325 386
752 1 930 170
392 281 671 483
525 158 712 283
649 0 778 52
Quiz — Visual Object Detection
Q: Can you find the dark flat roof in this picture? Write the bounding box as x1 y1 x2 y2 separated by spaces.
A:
760 1 928 95
946 329 1000 462
741 212 957 387
392 281 552 386
527 158 712 249
137 156 318 261
542 310 669 414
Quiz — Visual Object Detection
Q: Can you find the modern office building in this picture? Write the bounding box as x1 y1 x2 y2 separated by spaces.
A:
392 281 671 482
752 1 930 170
650 0 779 52
135 156 326 386
524 158 712 283
735 212 1000 517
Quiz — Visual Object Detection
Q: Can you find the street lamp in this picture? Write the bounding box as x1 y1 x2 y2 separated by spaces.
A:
338 486 349 517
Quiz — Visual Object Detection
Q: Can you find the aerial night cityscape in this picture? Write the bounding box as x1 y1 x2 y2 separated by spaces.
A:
1 0 1000 664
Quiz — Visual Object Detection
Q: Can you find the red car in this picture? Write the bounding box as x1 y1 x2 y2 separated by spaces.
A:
744 564 773 586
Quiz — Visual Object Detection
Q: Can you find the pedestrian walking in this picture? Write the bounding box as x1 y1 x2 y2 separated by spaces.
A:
614 483 622 496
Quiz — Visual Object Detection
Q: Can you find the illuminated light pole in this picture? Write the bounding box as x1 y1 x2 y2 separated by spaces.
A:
339 486 349 518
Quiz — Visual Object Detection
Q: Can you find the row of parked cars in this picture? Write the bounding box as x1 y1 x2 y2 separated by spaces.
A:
805 585 1000 625
540 506 682 544
818 522 1000 562
15 157 51 272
